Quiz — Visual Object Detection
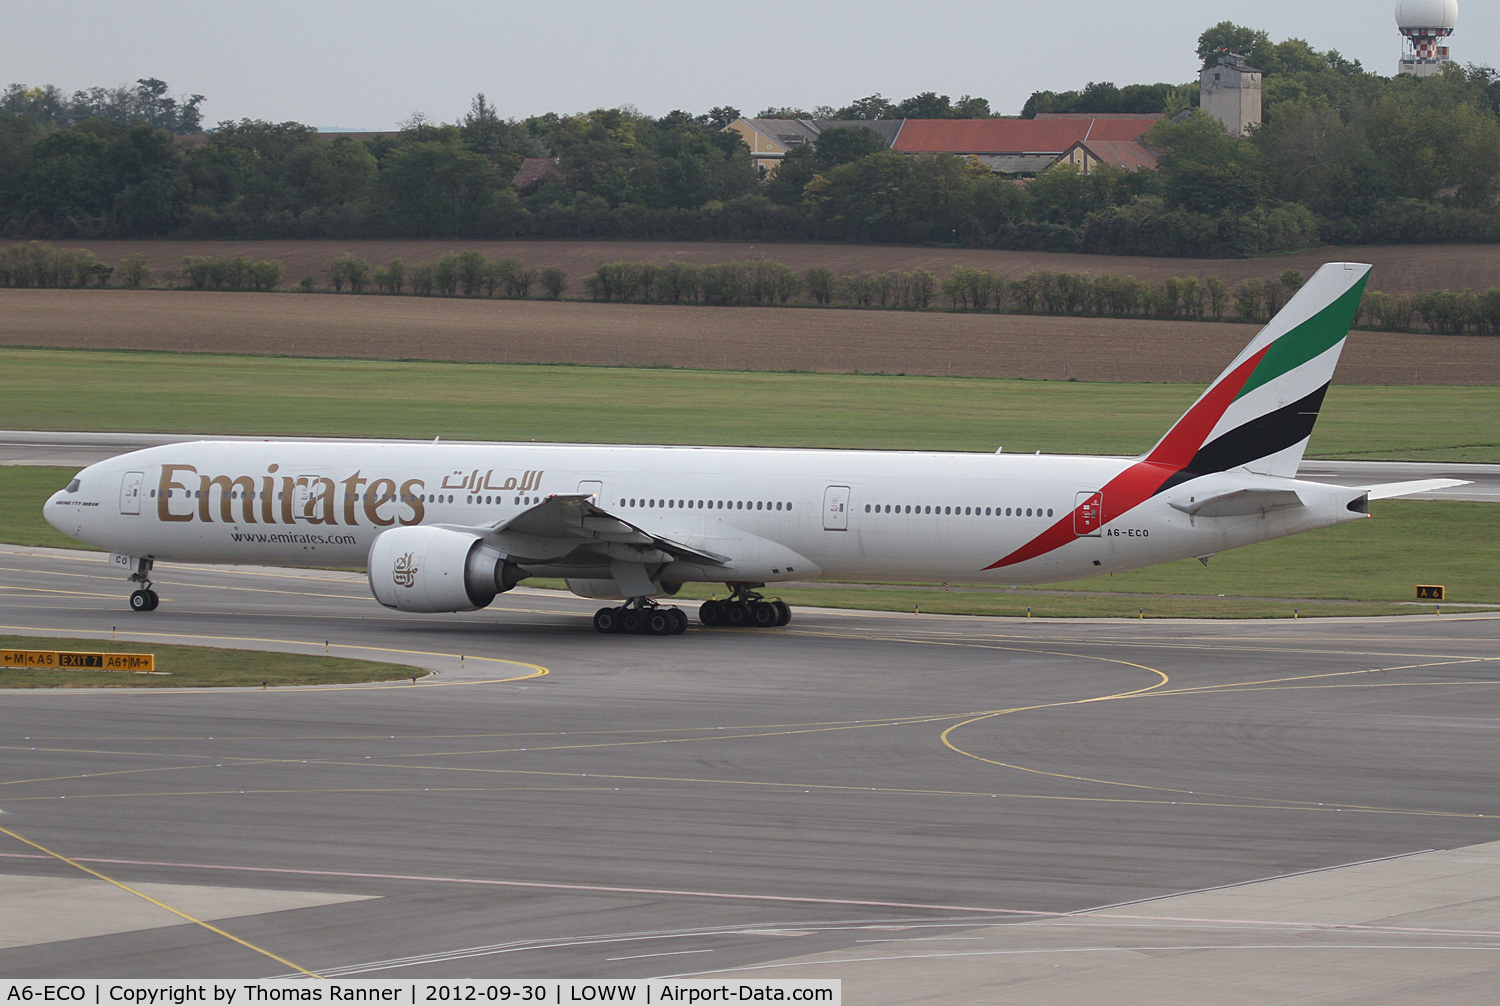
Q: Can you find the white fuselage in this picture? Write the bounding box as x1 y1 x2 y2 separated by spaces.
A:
46 440 1369 587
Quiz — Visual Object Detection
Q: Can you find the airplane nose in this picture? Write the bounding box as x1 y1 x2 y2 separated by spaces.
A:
44 489 67 532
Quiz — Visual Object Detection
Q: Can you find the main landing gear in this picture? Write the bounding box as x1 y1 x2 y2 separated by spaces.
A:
593 601 689 636
126 558 159 612
698 587 791 629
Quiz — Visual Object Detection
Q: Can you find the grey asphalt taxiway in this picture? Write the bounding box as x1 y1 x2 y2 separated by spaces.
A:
1 546 1498 1000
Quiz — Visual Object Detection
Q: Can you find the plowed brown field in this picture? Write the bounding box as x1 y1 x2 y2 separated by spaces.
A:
4 288 1495 385
11 238 1500 294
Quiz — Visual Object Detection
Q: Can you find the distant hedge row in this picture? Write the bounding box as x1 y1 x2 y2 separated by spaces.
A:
0 241 119 287
6 241 1500 335
325 251 567 299
583 259 1300 325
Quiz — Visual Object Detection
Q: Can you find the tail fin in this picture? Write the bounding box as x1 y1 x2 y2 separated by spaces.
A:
1145 261 1370 490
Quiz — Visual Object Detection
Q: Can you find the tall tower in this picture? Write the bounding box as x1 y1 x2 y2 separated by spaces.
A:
1397 0 1458 77
1200 53 1262 138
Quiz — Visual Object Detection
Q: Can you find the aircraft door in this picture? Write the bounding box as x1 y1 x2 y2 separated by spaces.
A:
578 480 603 503
1074 491 1103 537
292 475 318 522
822 485 851 531
119 471 144 515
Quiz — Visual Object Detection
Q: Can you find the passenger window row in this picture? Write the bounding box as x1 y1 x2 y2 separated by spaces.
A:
156 489 456 505
467 495 538 505
619 498 794 512
864 504 1056 518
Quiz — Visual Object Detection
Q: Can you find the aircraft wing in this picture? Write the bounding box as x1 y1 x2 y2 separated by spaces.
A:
483 493 731 566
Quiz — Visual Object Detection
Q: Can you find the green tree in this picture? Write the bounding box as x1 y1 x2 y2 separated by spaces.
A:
835 94 896 120
706 106 741 128
539 267 567 299
1148 112 1268 214
119 253 152 288
377 142 505 236
765 125 890 205
1196 22 1274 68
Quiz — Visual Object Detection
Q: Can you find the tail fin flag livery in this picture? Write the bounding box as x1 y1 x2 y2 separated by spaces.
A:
44 260 1469 633
1149 261 1371 485
985 262 1372 570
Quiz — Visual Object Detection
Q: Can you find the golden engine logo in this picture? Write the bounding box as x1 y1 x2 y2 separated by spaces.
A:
392 552 418 588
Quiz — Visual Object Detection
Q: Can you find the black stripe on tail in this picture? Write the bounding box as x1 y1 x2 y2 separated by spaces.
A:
1158 384 1329 494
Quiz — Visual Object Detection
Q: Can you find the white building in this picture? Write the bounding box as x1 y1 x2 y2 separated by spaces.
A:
1200 53 1262 138
1397 0 1458 77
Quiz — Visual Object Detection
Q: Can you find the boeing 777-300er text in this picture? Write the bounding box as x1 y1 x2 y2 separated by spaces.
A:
45 262 1465 635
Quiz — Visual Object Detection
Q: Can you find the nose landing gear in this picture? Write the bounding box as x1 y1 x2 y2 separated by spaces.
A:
125 558 159 612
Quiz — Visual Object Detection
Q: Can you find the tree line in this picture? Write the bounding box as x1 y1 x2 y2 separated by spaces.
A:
7 240 1499 335
7 24 1500 257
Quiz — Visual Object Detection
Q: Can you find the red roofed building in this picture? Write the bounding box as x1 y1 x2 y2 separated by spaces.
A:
891 114 1159 173
513 157 561 195
722 113 1161 177
1052 138 1159 174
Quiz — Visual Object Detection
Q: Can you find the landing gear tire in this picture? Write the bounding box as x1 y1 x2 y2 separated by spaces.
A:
709 587 793 629
599 603 688 637
129 589 158 613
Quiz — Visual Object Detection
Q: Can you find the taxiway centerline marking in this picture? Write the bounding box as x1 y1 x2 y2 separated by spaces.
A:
0 824 324 978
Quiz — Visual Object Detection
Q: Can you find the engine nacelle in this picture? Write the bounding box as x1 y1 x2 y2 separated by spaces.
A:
368 526 525 613
565 577 679 601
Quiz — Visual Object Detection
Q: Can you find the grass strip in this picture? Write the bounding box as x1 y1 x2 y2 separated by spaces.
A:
1 466 87 549
1 347 1496 460
0 634 427 688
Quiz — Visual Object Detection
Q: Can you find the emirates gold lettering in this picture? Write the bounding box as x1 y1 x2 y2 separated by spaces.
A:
279 475 296 524
306 476 338 525
153 462 430 528
363 477 397 526
340 471 367 526
399 479 425 525
157 464 195 522
439 468 543 492
260 465 279 524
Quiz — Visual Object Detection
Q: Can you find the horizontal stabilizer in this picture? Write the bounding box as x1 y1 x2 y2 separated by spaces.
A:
1361 479 1471 500
1170 488 1304 518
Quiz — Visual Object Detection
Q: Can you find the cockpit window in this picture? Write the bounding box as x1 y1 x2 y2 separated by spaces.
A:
65 479 81 494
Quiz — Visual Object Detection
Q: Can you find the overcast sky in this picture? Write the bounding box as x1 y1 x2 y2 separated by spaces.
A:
7 2 1496 129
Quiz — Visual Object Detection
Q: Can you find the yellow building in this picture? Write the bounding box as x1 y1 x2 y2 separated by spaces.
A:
724 118 903 174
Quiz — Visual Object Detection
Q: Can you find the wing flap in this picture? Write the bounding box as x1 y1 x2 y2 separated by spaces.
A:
483 494 730 566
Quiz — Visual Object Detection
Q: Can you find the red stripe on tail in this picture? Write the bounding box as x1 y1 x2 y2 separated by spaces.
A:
982 348 1268 571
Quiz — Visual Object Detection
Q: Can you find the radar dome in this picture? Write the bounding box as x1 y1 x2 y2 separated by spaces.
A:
1396 0 1458 32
